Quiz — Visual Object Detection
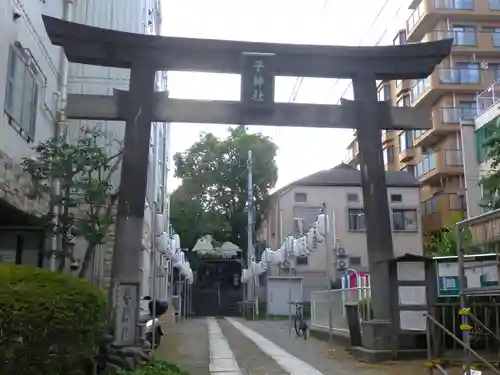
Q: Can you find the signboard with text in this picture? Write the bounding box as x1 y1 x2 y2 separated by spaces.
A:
114 281 140 346
241 52 275 111
436 255 499 297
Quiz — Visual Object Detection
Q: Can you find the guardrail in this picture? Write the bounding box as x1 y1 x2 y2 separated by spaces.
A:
310 285 371 336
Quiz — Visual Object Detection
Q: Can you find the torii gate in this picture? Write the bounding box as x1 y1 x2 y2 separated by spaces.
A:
42 15 452 351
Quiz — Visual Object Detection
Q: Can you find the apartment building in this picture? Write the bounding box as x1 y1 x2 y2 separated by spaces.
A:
463 80 500 215
66 0 171 296
345 0 500 237
0 1 63 266
258 164 423 300
0 0 171 297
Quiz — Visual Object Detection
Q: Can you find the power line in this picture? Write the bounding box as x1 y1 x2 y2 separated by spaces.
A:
320 0 401 104
327 0 405 104
287 0 330 104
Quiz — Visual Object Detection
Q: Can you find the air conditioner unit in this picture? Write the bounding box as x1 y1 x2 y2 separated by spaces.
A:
480 61 489 70
336 258 350 271
336 246 347 257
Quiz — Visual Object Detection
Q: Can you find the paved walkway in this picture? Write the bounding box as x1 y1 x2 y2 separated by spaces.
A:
156 318 425 375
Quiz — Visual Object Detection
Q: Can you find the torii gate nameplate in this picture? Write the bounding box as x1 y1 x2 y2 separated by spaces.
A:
42 15 452 352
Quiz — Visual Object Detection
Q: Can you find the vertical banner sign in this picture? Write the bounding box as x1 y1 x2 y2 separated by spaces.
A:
241 52 275 111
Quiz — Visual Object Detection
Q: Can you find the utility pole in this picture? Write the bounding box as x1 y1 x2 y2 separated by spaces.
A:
247 149 255 320
150 121 161 353
322 203 334 344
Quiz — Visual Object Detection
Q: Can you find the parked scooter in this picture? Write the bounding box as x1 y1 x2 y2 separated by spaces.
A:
140 296 169 349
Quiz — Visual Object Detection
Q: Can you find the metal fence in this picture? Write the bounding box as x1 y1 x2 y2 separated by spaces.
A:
311 284 371 336
431 299 500 360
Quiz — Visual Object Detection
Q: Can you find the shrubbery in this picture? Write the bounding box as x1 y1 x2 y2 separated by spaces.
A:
0 264 108 375
117 360 190 375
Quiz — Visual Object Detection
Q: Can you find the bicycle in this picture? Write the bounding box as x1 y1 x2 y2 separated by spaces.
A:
290 302 308 339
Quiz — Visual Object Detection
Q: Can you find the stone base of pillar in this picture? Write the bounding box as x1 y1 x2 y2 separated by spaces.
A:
349 320 427 362
360 319 393 350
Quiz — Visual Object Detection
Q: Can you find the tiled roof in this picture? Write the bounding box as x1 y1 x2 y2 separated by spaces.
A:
278 163 420 191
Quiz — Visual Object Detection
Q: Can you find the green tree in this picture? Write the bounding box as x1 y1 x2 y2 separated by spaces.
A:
479 122 500 210
170 183 229 250
21 126 121 277
426 227 473 256
172 126 278 253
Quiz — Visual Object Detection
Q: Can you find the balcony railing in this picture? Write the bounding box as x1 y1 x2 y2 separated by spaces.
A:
343 147 358 164
432 30 477 46
440 107 477 123
435 0 474 10
415 153 436 178
411 78 431 104
439 68 481 84
407 0 475 33
426 29 500 49
421 193 466 216
407 2 424 32
411 69 481 104
414 150 463 179
491 0 500 10
477 80 500 115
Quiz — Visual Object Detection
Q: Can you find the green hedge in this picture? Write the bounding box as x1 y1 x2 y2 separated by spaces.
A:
118 360 190 375
0 264 108 375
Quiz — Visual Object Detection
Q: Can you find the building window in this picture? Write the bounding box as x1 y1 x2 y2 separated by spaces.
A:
383 146 395 165
377 84 391 101
397 95 411 107
292 206 321 235
476 119 498 163
398 131 413 152
4 45 39 142
349 256 362 267
403 95 411 107
347 193 359 202
391 194 402 202
294 192 307 202
392 209 418 231
348 208 365 231
377 86 385 101
400 165 415 175
296 256 308 265
451 25 476 46
383 84 391 101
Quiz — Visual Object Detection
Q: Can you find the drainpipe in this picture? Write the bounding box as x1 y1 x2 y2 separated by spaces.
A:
49 0 74 271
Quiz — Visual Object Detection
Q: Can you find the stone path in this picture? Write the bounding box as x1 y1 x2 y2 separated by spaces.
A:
155 318 209 375
156 317 428 375
218 319 288 375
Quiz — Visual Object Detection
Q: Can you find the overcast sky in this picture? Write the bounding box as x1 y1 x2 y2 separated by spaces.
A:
161 0 412 192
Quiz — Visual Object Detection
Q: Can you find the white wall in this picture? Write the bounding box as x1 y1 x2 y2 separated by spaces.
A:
0 0 63 162
266 184 423 279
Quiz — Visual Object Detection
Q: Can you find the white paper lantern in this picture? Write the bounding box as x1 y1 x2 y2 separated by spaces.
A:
155 214 164 236
284 236 294 252
158 232 170 254
317 214 329 236
314 222 324 243
306 228 315 250
171 234 181 251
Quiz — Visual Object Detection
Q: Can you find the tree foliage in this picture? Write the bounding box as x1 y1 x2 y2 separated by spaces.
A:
171 126 278 252
479 123 500 210
169 184 229 251
426 228 472 256
21 126 122 277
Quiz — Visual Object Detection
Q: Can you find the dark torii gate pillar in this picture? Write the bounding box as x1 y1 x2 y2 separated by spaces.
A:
42 15 451 352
